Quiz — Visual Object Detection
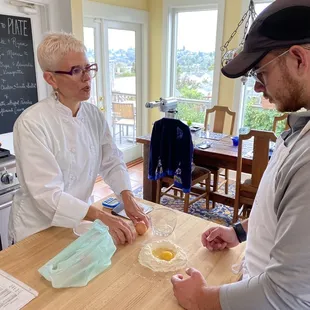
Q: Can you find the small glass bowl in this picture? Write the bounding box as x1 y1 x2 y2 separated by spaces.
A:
150 208 177 237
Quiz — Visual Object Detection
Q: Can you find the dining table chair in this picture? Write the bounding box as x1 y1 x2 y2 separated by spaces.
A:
204 105 236 207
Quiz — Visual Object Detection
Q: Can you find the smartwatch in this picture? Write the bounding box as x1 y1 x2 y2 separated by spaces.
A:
232 222 247 243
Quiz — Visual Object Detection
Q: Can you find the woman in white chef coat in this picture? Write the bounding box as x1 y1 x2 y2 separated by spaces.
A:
9 32 148 245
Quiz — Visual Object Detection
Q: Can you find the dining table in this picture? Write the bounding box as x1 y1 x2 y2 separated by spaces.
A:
136 133 253 207
0 198 246 310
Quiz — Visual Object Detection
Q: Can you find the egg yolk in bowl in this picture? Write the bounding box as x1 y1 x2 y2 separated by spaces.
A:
152 248 176 261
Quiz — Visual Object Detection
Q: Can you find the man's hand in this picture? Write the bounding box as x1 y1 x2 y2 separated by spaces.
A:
201 226 239 251
121 190 150 228
171 268 221 310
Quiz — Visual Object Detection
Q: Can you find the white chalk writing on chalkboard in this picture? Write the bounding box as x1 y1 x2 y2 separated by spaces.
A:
0 62 10 69
0 83 37 90
2 69 24 76
11 37 28 48
16 62 33 68
7 18 28 36
0 14 38 134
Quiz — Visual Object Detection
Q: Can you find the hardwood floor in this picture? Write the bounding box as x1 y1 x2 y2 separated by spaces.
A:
91 162 143 202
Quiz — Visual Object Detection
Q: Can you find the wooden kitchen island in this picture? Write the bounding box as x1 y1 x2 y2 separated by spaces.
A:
0 199 245 310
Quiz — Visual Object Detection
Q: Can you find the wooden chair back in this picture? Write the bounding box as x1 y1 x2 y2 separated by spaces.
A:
112 103 134 120
204 106 236 135
233 130 277 222
272 113 289 133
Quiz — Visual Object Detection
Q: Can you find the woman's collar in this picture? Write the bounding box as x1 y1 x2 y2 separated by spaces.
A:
52 95 84 117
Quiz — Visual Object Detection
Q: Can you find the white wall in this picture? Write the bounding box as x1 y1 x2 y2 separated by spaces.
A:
0 0 74 154
48 0 73 33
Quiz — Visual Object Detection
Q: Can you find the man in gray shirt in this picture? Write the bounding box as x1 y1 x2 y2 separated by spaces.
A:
171 0 310 309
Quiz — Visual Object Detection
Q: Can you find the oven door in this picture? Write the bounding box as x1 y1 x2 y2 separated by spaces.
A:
0 188 19 251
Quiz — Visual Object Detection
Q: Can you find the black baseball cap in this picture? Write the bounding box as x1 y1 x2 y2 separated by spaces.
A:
222 0 310 79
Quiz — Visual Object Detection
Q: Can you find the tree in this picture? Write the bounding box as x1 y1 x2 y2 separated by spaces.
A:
175 65 207 123
179 86 204 100
176 65 204 99
244 98 285 136
177 101 205 124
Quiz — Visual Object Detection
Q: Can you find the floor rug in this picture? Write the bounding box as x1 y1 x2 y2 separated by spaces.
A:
133 184 235 227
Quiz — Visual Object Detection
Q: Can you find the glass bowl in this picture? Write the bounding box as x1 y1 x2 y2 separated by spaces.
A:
150 208 177 237
73 220 93 237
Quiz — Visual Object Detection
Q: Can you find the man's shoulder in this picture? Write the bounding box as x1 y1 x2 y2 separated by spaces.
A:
288 130 310 164
276 130 310 193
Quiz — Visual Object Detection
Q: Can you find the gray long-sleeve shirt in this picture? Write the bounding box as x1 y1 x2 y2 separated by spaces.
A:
220 111 310 310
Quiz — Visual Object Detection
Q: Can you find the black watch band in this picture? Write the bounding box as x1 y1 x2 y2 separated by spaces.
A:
232 223 247 243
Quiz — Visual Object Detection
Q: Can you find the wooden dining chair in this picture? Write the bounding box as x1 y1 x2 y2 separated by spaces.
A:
149 118 211 213
204 106 236 207
112 103 135 143
233 130 277 223
272 113 289 133
156 167 211 213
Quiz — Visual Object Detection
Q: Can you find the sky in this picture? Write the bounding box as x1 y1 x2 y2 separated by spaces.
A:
84 2 272 54
177 10 218 53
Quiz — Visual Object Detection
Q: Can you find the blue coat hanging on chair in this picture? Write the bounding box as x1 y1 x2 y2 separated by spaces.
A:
148 118 193 193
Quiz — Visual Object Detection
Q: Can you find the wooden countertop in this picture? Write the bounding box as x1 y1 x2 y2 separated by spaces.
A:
0 199 245 310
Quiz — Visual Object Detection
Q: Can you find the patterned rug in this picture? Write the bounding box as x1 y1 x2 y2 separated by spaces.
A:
133 184 235 227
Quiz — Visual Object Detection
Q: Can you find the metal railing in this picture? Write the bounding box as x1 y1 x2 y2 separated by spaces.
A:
111 92 212 124
112 91 136 103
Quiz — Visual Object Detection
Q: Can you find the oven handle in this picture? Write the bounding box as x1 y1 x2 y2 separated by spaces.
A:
0 188 19 210
0 201 12 209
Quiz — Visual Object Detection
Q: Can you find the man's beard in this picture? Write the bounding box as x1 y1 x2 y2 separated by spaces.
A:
265 65 306 113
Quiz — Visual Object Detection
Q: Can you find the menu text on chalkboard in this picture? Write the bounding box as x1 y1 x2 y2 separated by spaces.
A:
0 14 38 134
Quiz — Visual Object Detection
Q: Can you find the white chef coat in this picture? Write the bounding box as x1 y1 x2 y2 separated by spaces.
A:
9 96 132 242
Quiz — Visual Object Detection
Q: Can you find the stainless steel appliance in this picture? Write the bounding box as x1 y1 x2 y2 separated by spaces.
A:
0 148 20 250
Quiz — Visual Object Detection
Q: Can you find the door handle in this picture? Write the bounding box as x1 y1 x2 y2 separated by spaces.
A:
98 96 105 112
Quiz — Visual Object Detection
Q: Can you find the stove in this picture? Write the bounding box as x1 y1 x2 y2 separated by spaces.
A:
0 148 20 250
0 148 19 195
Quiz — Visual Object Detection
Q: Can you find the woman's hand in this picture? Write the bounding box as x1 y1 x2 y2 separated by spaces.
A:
98 211 136 245
201 226 239 251
85 205 135 245
121 190 150 228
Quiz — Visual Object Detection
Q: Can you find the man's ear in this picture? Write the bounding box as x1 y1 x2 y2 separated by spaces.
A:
289 46 309 75
43 72 58 89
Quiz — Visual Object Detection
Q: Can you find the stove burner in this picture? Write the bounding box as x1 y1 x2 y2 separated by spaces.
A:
0 148 10 159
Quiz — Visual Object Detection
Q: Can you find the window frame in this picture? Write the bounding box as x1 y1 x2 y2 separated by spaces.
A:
232 0 275 132
83 20 102 107
162 0 226 112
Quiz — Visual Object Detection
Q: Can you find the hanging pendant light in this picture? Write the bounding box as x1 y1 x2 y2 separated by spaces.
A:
220 0 257 84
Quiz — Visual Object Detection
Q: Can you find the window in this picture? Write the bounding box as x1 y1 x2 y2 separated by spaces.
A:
240 1 286 135
167 5 221 125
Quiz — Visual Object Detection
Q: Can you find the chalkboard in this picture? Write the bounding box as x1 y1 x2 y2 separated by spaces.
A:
0 14 38 134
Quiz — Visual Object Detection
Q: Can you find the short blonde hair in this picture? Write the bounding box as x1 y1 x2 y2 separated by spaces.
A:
37 32 86 72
